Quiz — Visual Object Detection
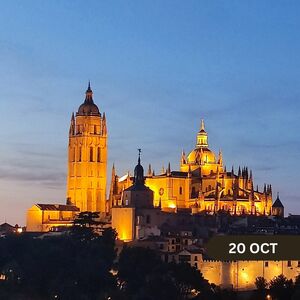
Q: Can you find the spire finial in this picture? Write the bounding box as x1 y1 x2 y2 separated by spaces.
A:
137 148 141 165
201 119 205 131
85 81 93 102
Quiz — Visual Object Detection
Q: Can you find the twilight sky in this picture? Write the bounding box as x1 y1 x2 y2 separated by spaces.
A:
0 1 300 225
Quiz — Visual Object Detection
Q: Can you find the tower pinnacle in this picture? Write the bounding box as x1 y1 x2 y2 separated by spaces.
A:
200 119 205 131
134 148 144 185
85 81 93 103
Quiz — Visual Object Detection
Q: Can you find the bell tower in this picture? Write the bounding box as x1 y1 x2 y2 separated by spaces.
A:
66 82 107 213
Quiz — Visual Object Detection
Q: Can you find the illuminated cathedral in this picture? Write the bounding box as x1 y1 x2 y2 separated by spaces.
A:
109 120 274 216
26 83 282 232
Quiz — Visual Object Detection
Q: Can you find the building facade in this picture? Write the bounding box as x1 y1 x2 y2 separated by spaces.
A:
112 152 161 242
110 120 273 216
168 249 300 291
26 204 79 232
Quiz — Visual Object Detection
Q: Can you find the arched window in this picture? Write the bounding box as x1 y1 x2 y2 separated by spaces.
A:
90 147 93 162
179 187 183 195
94 125 97 134
97 147 101 162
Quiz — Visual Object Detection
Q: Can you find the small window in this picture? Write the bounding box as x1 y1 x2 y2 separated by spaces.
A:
146 215 151 224
194 256 198 261
265 262 269 267
297 261 300 268
288 261 292 267
94 125 97 134
179 187 183 195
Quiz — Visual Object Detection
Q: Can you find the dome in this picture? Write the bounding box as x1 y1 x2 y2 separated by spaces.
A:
77 102 100 116
77 82 101 116
187 147 216 164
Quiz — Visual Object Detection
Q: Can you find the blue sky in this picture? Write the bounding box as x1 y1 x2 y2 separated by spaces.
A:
0 1 299 225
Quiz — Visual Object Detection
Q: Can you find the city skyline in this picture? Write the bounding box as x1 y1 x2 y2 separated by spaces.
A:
0 1 300 224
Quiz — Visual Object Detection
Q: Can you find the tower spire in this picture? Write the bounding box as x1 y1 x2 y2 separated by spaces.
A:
134 149 144 185
167 162 171 176
69 112 75 135
85 81 93 103
137 148 141 165
148 164 152 176
201 119 205 131
218 149 223 166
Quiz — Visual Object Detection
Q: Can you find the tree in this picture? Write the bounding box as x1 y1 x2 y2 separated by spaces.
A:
269 274 293 300
166 262 210 299
255 276 268 290
294 274 300 287
0 227 117 299
117 246 211 300
73 211 101 227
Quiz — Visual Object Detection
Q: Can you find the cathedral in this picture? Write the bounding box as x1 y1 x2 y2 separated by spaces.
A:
24 83 292 291
109 120 274 216
26 83 282 232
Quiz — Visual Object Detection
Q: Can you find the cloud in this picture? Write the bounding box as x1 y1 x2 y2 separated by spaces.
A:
0 142 66 188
